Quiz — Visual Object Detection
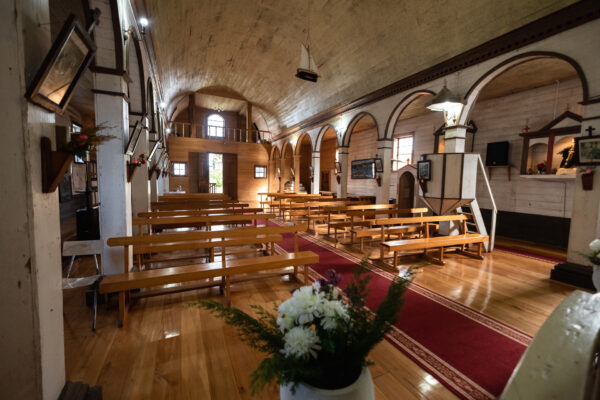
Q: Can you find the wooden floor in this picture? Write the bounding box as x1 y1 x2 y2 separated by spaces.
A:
63 224 581 399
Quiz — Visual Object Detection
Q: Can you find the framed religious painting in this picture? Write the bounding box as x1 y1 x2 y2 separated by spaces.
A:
125 121 142 155
374 157 384 173
417 160 431 181
25 14 96 113
148 141 160 161
575 135 600 166
351 159 375 179
334 162 342 174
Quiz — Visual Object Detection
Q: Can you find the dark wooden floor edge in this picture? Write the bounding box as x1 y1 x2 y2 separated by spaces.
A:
551 261 595 291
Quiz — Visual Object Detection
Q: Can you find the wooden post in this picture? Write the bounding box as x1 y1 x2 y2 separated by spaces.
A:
123 246 130 273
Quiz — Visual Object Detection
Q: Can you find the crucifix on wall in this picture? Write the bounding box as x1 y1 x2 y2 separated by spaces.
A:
586 126 596 136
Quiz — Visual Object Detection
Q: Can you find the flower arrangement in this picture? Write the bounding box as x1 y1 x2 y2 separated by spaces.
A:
579 239 600 265
130 153 146 167
536 161 546 173
580 167 594 176
194 262 414 394
63 124 115 158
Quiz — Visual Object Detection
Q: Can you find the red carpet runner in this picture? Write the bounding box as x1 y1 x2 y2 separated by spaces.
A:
271 224 532 400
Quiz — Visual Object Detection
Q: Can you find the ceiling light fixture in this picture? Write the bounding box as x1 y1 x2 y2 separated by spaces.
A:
426 83 465 126
296 0 319 83
139 17 149 35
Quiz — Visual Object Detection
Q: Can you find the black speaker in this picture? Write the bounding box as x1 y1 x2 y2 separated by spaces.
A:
485 141 509 166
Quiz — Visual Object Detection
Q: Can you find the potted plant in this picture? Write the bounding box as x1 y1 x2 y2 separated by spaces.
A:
578 239 600 291
536 161 546 174
127 153 146 182
580 167 594 191
63 124 115 159
194 263 414 399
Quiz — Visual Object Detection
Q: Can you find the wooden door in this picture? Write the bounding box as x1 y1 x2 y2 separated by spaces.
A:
222 153 237 200
397 172 415 209
320 171 329 191
198 153 209 193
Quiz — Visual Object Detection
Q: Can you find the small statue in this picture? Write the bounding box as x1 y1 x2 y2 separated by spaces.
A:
558 144 575 168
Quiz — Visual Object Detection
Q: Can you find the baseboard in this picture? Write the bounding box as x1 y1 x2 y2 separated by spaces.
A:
551 262 595 291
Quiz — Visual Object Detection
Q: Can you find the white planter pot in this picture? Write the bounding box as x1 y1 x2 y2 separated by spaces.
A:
280 367 374 400
593 264 600 292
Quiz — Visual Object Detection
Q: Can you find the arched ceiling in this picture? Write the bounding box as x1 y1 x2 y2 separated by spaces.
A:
144 0 577 133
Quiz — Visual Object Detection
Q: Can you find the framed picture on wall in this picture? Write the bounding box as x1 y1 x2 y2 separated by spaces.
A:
148 141 160 161
334 162 342 174
277 167 281 177
25 14 96 113
308 165 314 176
125 121 142 155
374 157 384 173
351 159 375 179
575 135 600 165
417 160 431 181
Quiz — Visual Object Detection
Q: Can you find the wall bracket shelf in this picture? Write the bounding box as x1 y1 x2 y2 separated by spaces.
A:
486 165 512 181
41 136 74 193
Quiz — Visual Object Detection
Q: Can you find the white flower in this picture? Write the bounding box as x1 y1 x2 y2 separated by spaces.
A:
590 239 600 253
276 314 295 333
312 280 322 292
278 286 322 325
281 326 321 359
320 300 349 331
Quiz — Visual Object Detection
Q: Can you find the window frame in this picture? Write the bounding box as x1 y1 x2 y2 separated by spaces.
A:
207 113 225 138
392 133 415 172
172 162 187 177
254 165 267 179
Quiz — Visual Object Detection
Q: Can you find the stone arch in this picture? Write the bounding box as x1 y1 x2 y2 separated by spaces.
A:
459 51 589 126
341 112 379 148
384 90 436 140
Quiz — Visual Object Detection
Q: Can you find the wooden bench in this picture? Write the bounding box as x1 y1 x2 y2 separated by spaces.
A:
354 224 438 251
137 208 263 218
381 233 489 268
150 200 249 211
159 193 230 201
132 213 276 234
100 250 319 327
107 224 309 273
287 200 370 227
322 204 399 236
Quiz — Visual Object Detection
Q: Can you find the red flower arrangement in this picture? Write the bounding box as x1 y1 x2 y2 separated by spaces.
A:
130 153 147 167
536 161 546 173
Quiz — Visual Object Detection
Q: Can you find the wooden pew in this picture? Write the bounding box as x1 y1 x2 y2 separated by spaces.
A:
137 208 263 218
151 200 249 211
375 215 488 268
108 224 309 273
100 251 319 327
322 204 405 237
159 193 230 201
132 213 275 235
287 200 370 226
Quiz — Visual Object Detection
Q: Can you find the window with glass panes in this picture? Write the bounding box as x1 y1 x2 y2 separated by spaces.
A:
173 162 187 176
392 134 414 171
254 165 267 178
207 114 225 137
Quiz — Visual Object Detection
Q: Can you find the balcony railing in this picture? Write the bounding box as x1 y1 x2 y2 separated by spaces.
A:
169 122 271 143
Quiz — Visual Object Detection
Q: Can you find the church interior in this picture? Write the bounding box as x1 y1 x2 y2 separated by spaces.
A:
2 0 600 399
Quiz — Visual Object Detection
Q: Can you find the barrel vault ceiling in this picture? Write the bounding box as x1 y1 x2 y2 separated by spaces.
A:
142 0 577 134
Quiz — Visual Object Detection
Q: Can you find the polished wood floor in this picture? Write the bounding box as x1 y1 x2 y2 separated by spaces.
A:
63 225 580 399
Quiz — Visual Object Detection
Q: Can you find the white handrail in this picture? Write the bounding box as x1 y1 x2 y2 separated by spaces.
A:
478 155 497 251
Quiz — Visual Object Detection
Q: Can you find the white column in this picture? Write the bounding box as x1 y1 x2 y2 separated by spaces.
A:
150 168 159 200
376 140 393 204
294 154 301 193
337 147 349 198
95 75 133 275
0 1 65 397
567 104 600 264
131 117 150 219
156 148 165 195
311 151 320 194
443 125 467 153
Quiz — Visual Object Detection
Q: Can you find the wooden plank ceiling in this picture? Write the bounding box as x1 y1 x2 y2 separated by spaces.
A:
144 0 577 134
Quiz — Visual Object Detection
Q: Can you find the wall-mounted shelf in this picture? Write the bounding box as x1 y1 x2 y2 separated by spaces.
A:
520 174 576 181
487 165 512 181
127 165 138 182
41 136 74 193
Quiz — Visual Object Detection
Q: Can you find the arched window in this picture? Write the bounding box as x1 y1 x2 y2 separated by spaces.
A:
207 114 225 137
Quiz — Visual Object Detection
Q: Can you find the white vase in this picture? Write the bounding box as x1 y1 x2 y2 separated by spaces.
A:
279 367 374 400
593 264 600 292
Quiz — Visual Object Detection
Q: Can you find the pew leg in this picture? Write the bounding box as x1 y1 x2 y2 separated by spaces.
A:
478 242 482 257
393 251 398 269
440 247 444 263
304 265 309 284
225 276 231 306
118 291 127 328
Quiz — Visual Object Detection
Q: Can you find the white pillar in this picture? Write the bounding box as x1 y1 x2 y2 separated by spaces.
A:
150 168 159 201
0 1 65 397
156 148 165 195
131 118 150 219
337 147 349 198
376 140 393 204
567 104 600 264
95 76 133 275
294 154 301 193
311 151 320 194
443 125 467 153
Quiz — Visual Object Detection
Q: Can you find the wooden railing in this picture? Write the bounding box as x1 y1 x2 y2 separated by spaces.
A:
169 122 271 143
